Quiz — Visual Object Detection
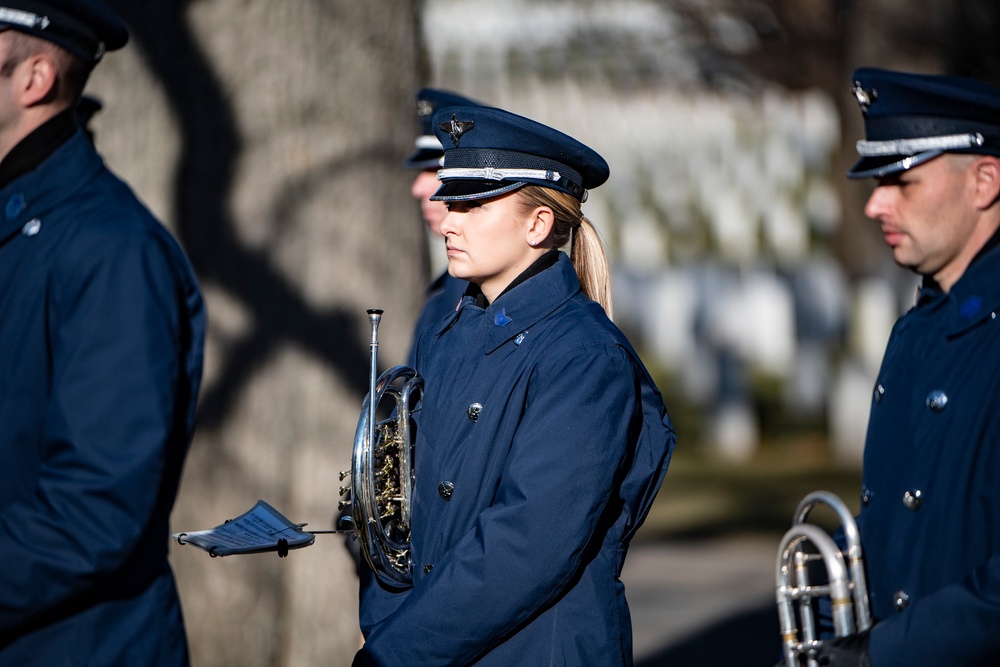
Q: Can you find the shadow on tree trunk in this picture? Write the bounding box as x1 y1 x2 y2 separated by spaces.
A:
110 0 371 429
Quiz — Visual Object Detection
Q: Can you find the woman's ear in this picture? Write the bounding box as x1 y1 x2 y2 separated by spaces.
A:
525 205 554 247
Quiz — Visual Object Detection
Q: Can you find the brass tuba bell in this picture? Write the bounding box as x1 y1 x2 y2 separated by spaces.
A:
339 309 421 588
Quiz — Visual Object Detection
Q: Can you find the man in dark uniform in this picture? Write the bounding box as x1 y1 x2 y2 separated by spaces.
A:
0 2 204 665
404 88 479 353
816 68 1000 666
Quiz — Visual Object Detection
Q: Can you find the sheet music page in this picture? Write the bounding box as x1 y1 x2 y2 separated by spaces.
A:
173 499 316 556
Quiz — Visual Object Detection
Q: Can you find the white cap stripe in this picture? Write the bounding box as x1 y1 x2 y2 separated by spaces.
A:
437 167 561 182
857 132 985 157
0 7 49 29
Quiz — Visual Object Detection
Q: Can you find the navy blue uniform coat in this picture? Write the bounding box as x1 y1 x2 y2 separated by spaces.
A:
0 130 204 665
360 253 675 666
861 242 1000 666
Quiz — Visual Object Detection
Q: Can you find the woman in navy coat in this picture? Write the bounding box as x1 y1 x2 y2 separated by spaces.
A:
355 106 676 666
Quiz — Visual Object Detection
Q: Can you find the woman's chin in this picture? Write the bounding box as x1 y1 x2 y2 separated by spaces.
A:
447 264 474 282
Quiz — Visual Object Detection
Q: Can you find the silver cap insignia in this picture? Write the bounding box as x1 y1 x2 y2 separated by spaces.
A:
852 81 878 113
439 114 475 147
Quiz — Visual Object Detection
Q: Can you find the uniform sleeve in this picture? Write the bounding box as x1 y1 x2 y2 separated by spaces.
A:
868 556 1000 666
0 229 190 633
362 343 639 665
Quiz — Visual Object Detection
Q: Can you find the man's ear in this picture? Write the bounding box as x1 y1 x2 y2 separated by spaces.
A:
972 155 1000 210
525 205 554 247
19 54 58 107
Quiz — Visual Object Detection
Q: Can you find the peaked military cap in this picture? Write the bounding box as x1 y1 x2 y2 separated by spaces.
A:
404 88 481 170
430 105 609 202
0 0 128 66
848 67 1000 179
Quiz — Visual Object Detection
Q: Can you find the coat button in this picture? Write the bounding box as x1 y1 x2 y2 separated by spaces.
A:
874 384 885 403
21 218 41 237
467 403 483 422
893 590 910 612
902 489 923 510
860 484 872 505
423 564 434 574
438 481 454 500
925 390 948 412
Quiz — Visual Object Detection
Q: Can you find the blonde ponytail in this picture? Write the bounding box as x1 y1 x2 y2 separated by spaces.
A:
571 217 613 319
516 186 614 318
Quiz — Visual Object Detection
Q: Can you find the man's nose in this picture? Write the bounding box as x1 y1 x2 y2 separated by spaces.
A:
864 185 889 221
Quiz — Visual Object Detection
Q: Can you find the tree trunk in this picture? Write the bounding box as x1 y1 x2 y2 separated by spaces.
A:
89 1 425 664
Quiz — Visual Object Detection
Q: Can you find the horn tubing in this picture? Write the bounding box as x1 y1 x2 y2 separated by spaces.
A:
777 492 873 665
366 309 383 468
777 524 854 665
346 308 418 587
795 491 872 631
397 375 423 529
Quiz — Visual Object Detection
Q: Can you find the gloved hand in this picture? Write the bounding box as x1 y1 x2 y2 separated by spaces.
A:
813 629 872 667
352 648 376 667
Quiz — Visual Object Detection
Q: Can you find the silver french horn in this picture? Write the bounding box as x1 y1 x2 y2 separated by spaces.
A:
339 309 421 587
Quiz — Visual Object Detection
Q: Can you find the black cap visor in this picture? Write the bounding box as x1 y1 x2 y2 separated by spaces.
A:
847 150 945 179
430 179 525 202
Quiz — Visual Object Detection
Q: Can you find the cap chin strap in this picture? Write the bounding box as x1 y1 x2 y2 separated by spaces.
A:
437 167 562 182
857 132 984 157
436 167 588 201
0 7 48 29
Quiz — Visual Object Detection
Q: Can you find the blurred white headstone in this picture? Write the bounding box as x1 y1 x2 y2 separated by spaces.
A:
828 360 873 467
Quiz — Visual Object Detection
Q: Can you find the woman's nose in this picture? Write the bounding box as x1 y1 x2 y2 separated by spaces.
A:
439 210 458 235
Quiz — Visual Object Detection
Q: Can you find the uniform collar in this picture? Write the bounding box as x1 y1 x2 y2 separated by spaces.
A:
939 237 1000 337
0 109 77 190
493 249 560 301
435 251 582 353
464 249 560 309
969 223 1000 267
0 129 103 245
